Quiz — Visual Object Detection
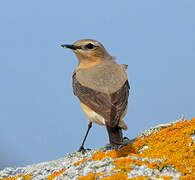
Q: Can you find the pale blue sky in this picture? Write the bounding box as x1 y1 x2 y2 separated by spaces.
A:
0 0 195 169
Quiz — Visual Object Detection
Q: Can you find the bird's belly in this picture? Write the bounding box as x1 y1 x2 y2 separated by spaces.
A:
80 103 106 126
87 111 106 125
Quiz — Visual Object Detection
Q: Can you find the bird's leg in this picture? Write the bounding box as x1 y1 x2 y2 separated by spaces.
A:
78 122 92 152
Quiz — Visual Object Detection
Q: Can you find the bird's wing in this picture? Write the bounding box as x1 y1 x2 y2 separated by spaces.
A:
72 73 130 127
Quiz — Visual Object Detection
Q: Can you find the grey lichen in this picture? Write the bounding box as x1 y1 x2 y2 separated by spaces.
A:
139 115 186 137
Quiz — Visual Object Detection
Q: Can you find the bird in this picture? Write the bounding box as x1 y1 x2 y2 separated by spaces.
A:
61 39 130 151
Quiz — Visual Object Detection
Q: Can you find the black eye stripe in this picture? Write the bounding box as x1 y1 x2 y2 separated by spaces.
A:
85 43 94 49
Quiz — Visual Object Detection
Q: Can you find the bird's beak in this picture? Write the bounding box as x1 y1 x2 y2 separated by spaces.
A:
61 44 79 50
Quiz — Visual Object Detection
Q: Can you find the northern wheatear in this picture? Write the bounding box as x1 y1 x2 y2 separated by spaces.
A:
61 39 130 151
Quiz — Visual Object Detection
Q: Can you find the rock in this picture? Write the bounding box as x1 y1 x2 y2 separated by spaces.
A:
1 116 194 179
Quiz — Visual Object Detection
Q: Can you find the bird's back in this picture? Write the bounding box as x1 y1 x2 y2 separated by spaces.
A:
75 60 128 94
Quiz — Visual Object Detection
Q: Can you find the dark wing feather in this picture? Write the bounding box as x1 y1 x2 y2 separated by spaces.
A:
72 73 130 127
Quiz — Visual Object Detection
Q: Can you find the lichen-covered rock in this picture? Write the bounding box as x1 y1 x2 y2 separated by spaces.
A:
1 116 195 180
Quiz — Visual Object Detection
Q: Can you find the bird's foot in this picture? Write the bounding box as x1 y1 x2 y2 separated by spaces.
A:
105 143 120 150
123 136 129 140
78 146 91 153
121 136 130 146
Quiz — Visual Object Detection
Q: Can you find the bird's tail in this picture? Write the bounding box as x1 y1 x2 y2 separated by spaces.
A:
106 125 123 145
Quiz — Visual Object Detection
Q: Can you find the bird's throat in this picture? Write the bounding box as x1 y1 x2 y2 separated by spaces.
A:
77 59 102 70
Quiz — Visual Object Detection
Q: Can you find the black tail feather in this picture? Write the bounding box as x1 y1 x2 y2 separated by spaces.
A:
106 125 123 145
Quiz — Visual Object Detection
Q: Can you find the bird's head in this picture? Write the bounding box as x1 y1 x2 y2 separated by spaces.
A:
61 39 111 63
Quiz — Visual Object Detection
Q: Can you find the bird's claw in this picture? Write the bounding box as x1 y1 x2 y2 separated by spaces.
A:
123 136 129 140
78 146 91 153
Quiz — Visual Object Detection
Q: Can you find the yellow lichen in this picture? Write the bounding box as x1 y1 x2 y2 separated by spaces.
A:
113 158 135 173
113 157 161 172
74 158 88 166
101 171 128 180
131 176 150 180
90 151 106 161
2 173 32 180
76 172 107 180
134 119 195 176
47 169 65 180
156 175 173 180
75 118 195 179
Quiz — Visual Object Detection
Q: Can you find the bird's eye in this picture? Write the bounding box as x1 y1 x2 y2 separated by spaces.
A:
85 43 94 49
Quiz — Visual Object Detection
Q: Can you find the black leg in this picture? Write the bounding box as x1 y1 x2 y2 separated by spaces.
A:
78 122 92 152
